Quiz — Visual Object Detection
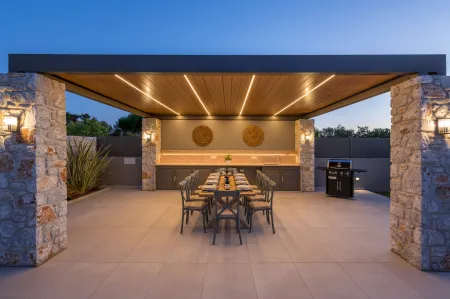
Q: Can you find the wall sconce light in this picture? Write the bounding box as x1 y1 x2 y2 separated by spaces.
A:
144 132 155 142
437 118 450 134
4 115 19 132
301 133 311 143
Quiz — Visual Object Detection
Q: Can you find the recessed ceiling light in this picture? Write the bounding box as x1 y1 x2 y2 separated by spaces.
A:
184 75 210 115
115 74 180 115
239 75 256 116
274 74 335 116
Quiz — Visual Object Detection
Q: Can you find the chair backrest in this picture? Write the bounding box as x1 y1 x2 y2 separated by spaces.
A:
213 190 241 215
266 180 276 207
179 179 189 207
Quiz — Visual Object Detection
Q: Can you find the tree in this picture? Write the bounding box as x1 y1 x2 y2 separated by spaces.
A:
66 113 112 136
112 114 142 136
315 125 390 138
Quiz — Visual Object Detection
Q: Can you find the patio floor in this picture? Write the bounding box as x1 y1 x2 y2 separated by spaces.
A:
1 188 449 299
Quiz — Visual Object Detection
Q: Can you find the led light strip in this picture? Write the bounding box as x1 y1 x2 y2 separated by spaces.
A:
115 75 180 115
239 75 256 116
184 75 211 115
274 74 335 116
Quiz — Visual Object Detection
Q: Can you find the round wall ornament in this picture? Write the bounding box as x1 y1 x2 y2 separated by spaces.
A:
192 125 213 147
243 125 264 147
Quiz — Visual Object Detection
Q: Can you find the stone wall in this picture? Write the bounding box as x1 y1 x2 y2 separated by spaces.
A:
0 73 67 266
142 118 160 191
390 75 450 271
295 119 315 191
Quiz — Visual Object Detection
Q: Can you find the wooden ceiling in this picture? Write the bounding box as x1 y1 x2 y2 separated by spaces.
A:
55 73 401 117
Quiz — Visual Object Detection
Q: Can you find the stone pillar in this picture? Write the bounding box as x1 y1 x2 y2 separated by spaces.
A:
142 118 161 191
390 75 450 271
295 119 315 191
0 73 67 266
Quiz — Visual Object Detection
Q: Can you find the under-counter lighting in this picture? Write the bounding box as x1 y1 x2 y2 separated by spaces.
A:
239 75 256 115
274 74 335 116
162 153 296 156
115 74 180 115
184 75 211 115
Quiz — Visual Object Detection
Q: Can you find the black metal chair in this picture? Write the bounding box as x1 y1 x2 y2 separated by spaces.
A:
179 179 208 234
212 190 243 245
247 180 276 234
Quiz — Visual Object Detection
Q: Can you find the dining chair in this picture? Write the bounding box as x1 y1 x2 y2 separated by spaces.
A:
247 180 276 234
212 190 243 245
244 174 268 214
179 179 209 234
185 175 210 217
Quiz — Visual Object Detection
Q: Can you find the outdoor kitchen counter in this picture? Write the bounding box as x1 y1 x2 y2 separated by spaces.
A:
155 164 301 191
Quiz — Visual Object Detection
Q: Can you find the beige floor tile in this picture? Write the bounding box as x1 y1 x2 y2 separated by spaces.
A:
0 262 72 299
202 263 257 299
340 263 424 299
146 263 206 299
252 263 312 299
165 232 211 263
32 263 117 299
277 228 335 262
89 263 161 299
382 262 450 299
246 232 292 262
124 227 179 263
296 263 369 299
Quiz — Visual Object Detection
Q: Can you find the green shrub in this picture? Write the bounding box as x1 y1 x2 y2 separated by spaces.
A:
67 139 112 200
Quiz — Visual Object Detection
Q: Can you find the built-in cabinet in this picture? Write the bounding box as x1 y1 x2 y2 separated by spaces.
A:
156 165 301 191
262 166 300 191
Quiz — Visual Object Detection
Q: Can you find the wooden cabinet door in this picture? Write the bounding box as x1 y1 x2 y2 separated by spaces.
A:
236 167 259 185
156 167 175 190
174 167 194 185
262 167 282 190
281 167 300 191
194 167 214 186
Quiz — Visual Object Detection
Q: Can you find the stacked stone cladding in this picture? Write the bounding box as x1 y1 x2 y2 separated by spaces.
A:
390 75 450 271
0 73 67 266
295 119 315 192
142 118 160 191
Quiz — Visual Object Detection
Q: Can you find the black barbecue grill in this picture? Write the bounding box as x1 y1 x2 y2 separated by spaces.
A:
316 159 367 199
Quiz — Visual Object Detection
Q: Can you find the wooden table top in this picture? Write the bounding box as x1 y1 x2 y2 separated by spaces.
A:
198 174 255 197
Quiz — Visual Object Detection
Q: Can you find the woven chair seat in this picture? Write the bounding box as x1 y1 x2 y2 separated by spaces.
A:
189 195 207 202
247 195 265 201
249 201 270 210
185 201 207 209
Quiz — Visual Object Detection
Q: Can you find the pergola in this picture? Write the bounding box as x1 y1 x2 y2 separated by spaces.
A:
1 54 449 271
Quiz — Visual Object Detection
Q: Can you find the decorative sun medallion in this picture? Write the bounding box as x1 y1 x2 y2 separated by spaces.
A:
243 125 264 147
192 125 213 147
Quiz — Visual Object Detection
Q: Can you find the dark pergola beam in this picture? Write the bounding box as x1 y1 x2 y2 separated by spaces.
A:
9 54 446 75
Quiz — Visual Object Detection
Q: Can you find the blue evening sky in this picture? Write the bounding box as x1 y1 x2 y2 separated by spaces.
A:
1 0 449 129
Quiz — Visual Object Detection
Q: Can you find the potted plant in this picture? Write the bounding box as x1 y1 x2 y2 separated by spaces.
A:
224 154 232 164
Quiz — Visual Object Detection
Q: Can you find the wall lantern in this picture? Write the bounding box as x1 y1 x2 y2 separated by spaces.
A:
301 132 311 143
4 115 19 132
144 132 154 142
437 118 450 134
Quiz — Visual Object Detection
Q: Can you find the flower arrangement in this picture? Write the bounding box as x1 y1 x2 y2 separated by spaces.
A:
224 154 232 164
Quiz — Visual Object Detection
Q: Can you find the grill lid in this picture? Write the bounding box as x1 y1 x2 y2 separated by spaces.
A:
327 159 352 169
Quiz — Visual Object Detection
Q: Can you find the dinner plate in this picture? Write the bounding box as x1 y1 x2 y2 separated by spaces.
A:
203 184 217 191
236 181 249 185
237 185 252 190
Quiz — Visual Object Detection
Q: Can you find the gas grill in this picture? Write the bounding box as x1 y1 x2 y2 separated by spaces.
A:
316 159 367 199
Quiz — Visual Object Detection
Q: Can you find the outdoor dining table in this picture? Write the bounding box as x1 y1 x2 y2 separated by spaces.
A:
198 173 255 228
